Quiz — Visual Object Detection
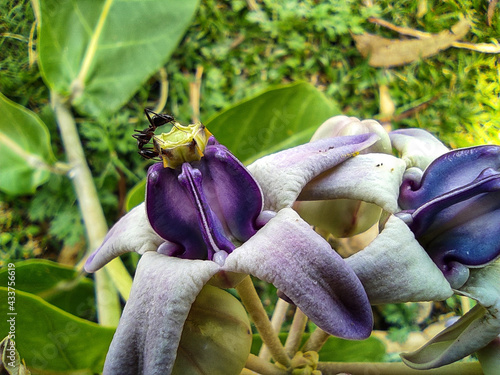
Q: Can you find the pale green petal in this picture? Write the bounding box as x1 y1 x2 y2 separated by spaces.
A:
401 261 500 369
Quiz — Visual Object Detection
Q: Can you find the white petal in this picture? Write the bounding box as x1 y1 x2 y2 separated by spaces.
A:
248 133 379 211
298 153 406 213
390 128 449 170
103 252 220 375
346 215 453 304
85 203 164 272
224 208 373 339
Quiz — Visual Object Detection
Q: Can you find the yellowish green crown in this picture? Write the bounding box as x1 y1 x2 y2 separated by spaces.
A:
153 122 212 168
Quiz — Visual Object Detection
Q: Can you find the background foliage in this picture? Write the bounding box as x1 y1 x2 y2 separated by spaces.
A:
0 0 498 372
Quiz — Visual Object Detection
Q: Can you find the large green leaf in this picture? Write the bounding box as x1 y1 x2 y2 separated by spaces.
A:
0 287 114 374
34 0 200 117
206 82 340 165
0 260 95 320
0 93 55 195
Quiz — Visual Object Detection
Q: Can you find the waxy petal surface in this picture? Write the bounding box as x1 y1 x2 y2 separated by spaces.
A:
147 163 208 259
346 215 453 304
399 145 500 210
223 208 373 339
248 133 379 211
401 261 500 369
84 203 164 273
103 252 220 375
390 128 448 170
197 139 264 242
298 153 406 213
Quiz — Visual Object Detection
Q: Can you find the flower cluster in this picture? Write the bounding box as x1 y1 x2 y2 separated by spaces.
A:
86 114 500 374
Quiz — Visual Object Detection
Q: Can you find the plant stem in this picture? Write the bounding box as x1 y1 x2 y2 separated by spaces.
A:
259 298 289 360
245 354 288 375
302 327 330 352
285 307 308 357
317 361 482 375
236 276 291 368
51 92 131 325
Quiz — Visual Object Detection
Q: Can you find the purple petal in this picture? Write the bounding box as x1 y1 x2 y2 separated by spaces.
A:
248 133 379 210
177 162 236 259
389 128 448 170
146 163 208 259
196 139 264 241
399 145 500 210
398 168 500 287
103 252 220 375
84 204 164 273
146 139 264 259
223 207 373 340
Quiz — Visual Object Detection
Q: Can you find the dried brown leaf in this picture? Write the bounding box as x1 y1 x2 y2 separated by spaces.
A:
353 19 470 67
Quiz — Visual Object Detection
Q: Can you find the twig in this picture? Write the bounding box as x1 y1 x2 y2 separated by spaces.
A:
368 17 500 53
236 276 291 368
259 298 289 360
245 354 288 375
189 65 203 123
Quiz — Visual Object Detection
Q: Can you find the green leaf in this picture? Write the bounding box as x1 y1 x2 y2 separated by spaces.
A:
251 332 385 362
34 0 200 117
205 82 340 165
0 260 95 320
125 178 146 212
0 92 56 195
0 287 114 374
318 335 386 362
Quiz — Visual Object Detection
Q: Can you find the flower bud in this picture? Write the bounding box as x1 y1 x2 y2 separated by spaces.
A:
172 284 252 375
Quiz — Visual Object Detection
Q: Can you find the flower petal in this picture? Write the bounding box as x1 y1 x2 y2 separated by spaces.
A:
399 145 500 210
401 261 500 369
389 128 448 170
103 252 220 375
197 139 264 241
84 203 164 273
146 163 208 259
223 207 373 340
345 215 453 304
248 133 379 211
297 153 406 213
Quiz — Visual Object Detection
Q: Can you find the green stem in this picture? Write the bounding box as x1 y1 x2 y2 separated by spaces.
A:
236 276 291 368
317 361 483 375
51 92 131 324
245 354 288 375
259 298 290 360
302 327 330 352
285 307 308 357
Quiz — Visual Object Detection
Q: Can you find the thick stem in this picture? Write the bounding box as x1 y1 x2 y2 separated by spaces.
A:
285 307 308 357
259 298 290 360
302 327 330 352
245 354 288 375
51 92 131 324
317 361 482 375
236 276 291 368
